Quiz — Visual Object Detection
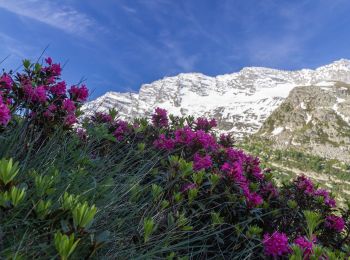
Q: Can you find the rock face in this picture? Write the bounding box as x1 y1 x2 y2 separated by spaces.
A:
84 59 350 138
258 81 350 162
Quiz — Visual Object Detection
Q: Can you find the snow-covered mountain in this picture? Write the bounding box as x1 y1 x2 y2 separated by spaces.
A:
83 59 350 137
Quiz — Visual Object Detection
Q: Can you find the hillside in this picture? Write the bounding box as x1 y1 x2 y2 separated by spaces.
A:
258 81 350 162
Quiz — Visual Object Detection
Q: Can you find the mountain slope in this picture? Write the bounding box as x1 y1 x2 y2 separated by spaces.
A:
258 81 350 162
84 59 350 137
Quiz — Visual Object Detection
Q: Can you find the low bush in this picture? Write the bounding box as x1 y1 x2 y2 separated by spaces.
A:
0 58 349 259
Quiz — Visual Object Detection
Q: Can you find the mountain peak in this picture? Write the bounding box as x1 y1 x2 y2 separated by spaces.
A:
84 60 350 137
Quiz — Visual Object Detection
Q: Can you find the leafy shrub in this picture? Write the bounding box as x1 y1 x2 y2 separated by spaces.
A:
0 57 88 135
0 58 349 259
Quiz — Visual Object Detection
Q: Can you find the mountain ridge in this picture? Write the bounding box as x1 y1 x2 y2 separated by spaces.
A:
83 59 350 138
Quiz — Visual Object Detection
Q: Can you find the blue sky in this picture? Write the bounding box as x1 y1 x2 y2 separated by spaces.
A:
0 0 350 98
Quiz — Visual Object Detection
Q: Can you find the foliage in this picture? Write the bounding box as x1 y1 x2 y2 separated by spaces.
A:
0 58 349 259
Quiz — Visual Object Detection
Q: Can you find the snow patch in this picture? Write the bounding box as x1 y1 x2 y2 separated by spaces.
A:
332 103 350 123
272 127 284 136
315 81 336 87
306 113 312 124
336 97 346 103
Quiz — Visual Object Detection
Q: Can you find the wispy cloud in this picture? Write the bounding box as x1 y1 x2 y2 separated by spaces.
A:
0 0 99 37
0 32 36 62
160 36 198 71
245 35 303 67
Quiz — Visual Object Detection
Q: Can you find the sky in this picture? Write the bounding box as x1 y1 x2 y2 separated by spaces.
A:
0 0 350 99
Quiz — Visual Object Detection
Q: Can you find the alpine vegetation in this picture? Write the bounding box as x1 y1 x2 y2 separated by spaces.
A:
0 58 349 259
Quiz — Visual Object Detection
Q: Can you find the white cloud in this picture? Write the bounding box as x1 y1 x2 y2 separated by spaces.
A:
0 0 97 37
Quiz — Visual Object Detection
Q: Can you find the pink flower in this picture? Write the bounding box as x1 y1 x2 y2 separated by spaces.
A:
226 147 246 163
35 86 47 103
294 236 316 259
246 192 263 207
0 99 11 126
314 189 336 208
194 130 217 151
92 112 113 123
195 117 217 132
221 161 263 206
263 232 290 257
260 182 279 198
51 81 66 95
24 85 47 103
0 74 13 90
325 215 345 232
296 175 314 195
174 127 196 145
151 107 168 128
42 59 62 77
219 133 234 147
64 114 77 126
113 120 129 141
45 57 52 65
221 161 244 183
153 134 175 150
193 153 212 171
62 99 76 113
69 85 89 102
50 63 62 76
244 155 264 180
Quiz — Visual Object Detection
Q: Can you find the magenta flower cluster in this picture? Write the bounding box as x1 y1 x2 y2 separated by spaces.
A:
296 175 336 207
152 107 169 128
113 120 130 141
0 96 11 126
263 232 290 257
194 117 217 132
325 215 345 232
193 153 212 171
0 57 89 129
150 108 267 208
294 236 316 259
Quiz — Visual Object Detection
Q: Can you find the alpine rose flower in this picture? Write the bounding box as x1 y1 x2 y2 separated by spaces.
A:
0 74 13 90
263 232 290 257
246 192 263 207
24 85 47 103
151 107 168 128
64 114 77 126
69 85 89 102
113 120 129 141
193 153 212 171
296 175 314 195
194 130 217 151
174 127 196 145
62 99 76 113
51 81 66 95
93 112 113 123
0 99 11 126
153 134 175 150
325 215 345 232
294 236 316 259
195 117 217 132
314 189 336 208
